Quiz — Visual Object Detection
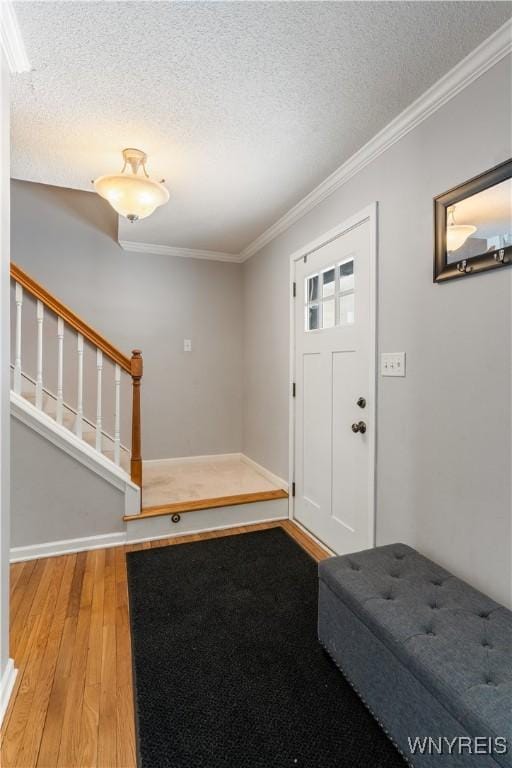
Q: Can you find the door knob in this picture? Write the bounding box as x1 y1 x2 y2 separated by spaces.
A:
351 421 367 434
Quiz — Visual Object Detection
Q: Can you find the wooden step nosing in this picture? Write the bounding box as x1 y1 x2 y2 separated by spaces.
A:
124 489 289 521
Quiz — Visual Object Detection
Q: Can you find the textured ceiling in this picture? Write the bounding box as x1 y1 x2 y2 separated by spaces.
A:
11 1 511 254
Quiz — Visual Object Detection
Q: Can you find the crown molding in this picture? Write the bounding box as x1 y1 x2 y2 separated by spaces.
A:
238 19 512 262
0 1 30 73
119 239 243 263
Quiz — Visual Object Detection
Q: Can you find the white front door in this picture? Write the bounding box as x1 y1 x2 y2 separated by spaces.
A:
292 210 376 554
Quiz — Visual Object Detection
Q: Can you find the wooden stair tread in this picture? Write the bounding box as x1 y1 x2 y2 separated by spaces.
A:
124 488 289 521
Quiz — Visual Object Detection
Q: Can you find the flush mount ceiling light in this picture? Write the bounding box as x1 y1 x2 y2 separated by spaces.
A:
446 205 476 252
93 148 169 222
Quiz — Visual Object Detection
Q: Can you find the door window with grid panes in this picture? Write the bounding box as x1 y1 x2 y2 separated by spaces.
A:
305 257 354 331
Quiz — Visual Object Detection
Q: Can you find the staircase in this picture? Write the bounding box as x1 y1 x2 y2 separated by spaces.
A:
10 262 143 516
9 263 288 559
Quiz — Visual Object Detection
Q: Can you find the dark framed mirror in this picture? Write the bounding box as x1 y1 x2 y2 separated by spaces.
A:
434 158 512 282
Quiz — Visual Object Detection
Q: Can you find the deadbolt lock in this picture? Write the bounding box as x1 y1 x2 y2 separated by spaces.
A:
356 397 366 409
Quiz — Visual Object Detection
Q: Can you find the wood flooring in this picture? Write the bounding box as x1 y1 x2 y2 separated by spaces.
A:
1 520 329 767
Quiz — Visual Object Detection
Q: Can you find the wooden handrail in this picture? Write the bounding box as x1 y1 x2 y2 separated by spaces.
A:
10 262 132 372
130 350 143 488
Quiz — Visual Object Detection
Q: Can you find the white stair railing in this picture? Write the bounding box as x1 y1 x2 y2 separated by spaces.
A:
114 363 121 466
35 300 44 410
76 332 84 439
10 262 143 489
56 316 64 425
95 349 103 452
14 283 22 394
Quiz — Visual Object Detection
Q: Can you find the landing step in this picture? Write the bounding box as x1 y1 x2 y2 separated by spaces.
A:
124 489 288 521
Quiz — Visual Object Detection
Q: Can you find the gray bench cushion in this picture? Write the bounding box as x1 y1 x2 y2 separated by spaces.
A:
319 543 512 754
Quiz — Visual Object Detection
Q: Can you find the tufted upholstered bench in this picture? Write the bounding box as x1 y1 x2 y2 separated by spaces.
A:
318 543 512 767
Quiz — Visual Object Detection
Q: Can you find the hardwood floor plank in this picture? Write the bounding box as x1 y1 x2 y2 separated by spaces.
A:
80 550 96 610
10 559 49 658
35 555 78 767
97 625 117 767
77 682 100 768
9 560 36 628
116 684 136 768
116 560 136 768
4 520 328 768
16 556 75 768
115 604 132 692
85 550 105 687
2 557 66 767
9 562 26 596
67 552 87 618
98 549 117 767
56 567 93 767
36 675 68 768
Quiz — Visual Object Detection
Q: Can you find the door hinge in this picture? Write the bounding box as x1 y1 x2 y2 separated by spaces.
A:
292 482 296 497
292 382 296 398
292 281 296 298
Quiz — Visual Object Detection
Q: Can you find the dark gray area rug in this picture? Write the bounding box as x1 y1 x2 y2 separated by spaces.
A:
127 527 406 768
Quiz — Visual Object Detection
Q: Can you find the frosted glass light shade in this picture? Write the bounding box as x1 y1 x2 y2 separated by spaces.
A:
446 223 477 252
93 148 169 222
94 173 169 222
446 205 476 252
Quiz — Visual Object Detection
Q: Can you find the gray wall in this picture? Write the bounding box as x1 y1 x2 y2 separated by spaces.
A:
1 51 12 690
11 181 243 460
242 56 512 607
10 416 125 547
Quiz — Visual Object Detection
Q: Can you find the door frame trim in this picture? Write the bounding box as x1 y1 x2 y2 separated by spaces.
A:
287 202 378 551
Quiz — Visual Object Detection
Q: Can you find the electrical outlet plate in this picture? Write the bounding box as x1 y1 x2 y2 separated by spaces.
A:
381 352 406 377
183 339 192 352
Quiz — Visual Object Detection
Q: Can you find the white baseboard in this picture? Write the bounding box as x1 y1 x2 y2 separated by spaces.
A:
10 506 289 562
10 531 127 562
126 514 288 547
240 454 288 491
10 512 290 561
0 658 18 726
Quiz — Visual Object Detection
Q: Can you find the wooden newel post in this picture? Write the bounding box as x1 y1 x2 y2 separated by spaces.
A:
130 349 143 488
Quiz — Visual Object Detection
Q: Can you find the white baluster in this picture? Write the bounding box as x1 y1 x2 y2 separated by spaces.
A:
35 300 44 410
114 363 121 465
13 283 23 395
95 348 103 452
75 333 84 438
56 317 64 424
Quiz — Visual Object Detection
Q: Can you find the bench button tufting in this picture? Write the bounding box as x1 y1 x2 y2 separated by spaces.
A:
482 641 492 649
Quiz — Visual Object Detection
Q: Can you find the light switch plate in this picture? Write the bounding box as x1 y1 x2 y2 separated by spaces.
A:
183 339 192 352
381 352 406 377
